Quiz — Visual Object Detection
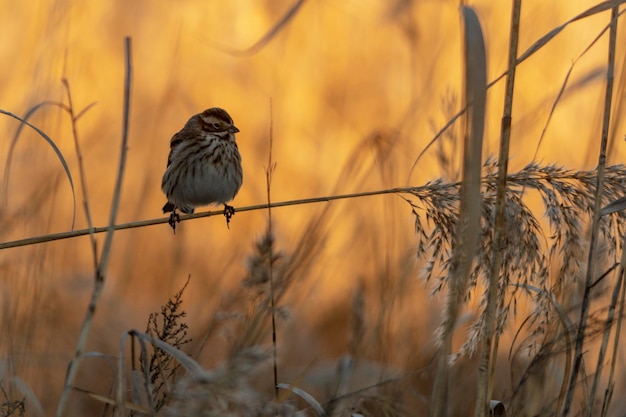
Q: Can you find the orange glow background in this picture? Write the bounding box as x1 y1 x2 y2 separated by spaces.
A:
1 1 626 414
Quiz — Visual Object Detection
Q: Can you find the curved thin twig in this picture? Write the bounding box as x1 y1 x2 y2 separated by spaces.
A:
209 0 307 57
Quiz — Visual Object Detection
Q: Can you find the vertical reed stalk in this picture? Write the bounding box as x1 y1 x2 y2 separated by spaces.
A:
562 6 618 416
55 37 132 417
474 2 521 416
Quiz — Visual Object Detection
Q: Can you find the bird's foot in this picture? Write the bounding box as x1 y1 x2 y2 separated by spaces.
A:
223 204 235 229
168 209 181 234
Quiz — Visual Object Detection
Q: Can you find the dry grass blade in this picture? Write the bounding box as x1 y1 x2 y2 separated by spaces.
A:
459 6 487 268
600 195 626 215
408 1 626 180
3 101 66 201
276 383 325 416
517 1 626 65
209 0 307 57
71 387 153 414
0 107 76 228
535 6 624 161
430 7 486 417
130 331 206 377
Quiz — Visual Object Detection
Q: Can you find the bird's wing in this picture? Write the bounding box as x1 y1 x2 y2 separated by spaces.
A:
166 130 184 167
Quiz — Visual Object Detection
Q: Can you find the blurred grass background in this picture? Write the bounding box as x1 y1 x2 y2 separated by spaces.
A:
1 1 626 415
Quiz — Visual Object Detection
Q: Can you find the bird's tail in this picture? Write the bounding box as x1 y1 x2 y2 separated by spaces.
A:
162 202 194 214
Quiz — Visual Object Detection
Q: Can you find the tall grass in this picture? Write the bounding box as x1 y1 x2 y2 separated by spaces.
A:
2 2 626 417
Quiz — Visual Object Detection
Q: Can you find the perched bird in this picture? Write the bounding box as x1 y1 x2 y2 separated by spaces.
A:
161 108 243 231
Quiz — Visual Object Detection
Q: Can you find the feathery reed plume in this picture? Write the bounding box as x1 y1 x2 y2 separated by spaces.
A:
409 161 626 360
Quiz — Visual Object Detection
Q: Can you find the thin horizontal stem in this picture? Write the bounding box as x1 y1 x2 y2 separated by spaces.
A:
0 187 415 250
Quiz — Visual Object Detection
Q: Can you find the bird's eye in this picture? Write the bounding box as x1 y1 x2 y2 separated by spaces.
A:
212 122 221 130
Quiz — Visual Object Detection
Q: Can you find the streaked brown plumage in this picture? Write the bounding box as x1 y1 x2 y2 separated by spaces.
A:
161 108 242 230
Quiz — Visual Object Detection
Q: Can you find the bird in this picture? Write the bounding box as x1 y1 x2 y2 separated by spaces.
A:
161 108 242 231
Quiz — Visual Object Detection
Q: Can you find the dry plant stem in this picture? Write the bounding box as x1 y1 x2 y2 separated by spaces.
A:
595 232 626 417
601 234 626 417
55 37 132 417
267 99 279 398
62 79 98 269
430 7 486 417
3 161 626 250
0 188 414 250
562 8 618 417
116 332 131 416
586 7 624 417
474 2 520 417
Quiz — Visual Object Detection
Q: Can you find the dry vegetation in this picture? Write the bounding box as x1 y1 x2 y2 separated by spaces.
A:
2 1 626 416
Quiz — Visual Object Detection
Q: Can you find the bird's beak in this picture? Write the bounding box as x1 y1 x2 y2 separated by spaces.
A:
229 125 240 134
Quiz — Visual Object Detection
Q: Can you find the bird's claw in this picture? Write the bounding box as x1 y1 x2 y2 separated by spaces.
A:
168 209 181 234
223 204 235 229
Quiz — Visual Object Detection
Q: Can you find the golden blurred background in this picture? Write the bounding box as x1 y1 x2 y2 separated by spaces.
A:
1 0 625 415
